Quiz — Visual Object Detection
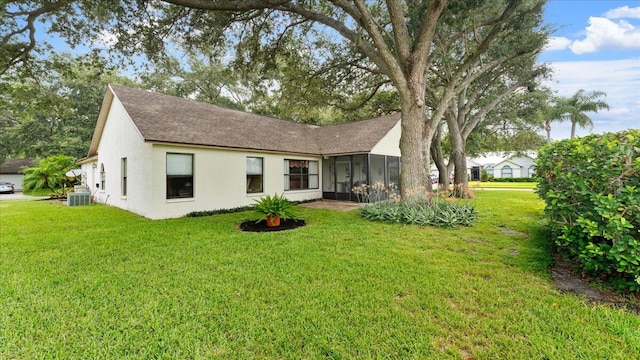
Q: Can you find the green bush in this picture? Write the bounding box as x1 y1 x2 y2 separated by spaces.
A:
480 169 489 182
185 206 254 217
490 177 535 183
359 198 478 228
536 130 640 291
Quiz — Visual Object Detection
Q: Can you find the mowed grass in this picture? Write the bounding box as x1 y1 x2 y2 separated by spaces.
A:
1 192 638 359
469 181 537 189
21 188 52 196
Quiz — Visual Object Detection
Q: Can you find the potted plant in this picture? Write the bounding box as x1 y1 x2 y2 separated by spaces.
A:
254 193 297 227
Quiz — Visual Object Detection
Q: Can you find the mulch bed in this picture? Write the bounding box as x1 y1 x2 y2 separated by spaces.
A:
239 219 306 232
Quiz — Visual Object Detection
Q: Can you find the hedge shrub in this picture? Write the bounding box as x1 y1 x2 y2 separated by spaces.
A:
488 177 535 183
535 130 640 291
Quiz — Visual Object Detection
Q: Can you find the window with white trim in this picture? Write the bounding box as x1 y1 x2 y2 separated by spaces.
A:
284 160 318 190
100 164 106 190
121 157 127 197
501 165 513 178
166 153 193 199
246 157 263 193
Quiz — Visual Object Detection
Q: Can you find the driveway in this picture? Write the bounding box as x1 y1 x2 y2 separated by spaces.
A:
0 191 49 201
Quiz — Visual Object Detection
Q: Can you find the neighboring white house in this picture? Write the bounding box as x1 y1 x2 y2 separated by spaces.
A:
430 152 537 181
79 84 402 219
0 158 34 191
492 155 537 179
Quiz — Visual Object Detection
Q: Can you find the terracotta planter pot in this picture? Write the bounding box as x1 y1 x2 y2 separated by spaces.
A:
266 215 281 227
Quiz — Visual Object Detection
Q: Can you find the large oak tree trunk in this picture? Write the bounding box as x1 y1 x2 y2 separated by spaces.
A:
398 97 429 202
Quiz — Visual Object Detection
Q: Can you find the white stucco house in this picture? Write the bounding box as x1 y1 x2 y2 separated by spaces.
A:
429 152 537 181
0 158 34 191
79 84 402 219
491 155 537 179
467 153 536 179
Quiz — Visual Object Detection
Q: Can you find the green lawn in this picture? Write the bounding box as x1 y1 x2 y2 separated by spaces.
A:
469 181 537 189
1 192 638 359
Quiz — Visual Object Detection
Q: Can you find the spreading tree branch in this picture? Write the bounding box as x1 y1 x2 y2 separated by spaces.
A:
1 0 71 76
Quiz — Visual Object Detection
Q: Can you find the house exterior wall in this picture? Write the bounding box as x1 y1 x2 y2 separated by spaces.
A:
80 162 97 195
146 145 322 219
92 97 154 218
84 88 406 219
510 156 537 177
370 121 401 157
493 160 521 178
493 157 536 179
0 174 24 190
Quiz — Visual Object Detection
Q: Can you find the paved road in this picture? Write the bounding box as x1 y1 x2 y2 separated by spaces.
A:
0 191 49 201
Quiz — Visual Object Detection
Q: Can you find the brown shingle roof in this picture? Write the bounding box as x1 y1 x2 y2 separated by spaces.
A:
0 158 35 174
108 85 400 156
315 113 401 155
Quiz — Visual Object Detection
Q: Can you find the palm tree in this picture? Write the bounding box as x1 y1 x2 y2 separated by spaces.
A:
23 155 77 191
547 89 610 141
544 97 570 143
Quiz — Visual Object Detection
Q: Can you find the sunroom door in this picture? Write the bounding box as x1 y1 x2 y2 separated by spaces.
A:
335 157 351 200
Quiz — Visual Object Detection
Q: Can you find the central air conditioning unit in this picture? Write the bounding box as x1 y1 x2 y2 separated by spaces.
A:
67 192 91 206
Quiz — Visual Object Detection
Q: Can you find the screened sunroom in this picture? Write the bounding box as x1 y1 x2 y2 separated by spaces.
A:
321 154 400 202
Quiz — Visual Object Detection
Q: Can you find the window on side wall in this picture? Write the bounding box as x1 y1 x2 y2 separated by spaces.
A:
501 165 512 178
121 157 127 197
167 153 193 199
284 159 318 190
246 157 263 193
100 164 106 190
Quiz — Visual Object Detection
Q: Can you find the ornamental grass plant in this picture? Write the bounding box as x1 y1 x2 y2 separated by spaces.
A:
356 185 478 227
253 193 298 224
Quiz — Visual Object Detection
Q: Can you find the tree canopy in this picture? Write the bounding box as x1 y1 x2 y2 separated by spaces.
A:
2 0 550 198
0 53 135 161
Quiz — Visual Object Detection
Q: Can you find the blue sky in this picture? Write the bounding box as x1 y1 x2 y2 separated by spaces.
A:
540 0 640 139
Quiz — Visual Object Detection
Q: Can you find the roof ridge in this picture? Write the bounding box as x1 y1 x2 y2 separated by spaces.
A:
108 83 320 130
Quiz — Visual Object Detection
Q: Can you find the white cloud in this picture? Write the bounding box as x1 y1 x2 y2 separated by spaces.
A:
93 30 118 48
608 107 630 115
569 17 640 54
543 58 640 139
604 6 640 19
545 37 571 51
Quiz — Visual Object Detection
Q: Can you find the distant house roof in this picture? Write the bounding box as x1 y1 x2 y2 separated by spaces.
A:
0 158 34 174
88 84 401 157
494 156 536 169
